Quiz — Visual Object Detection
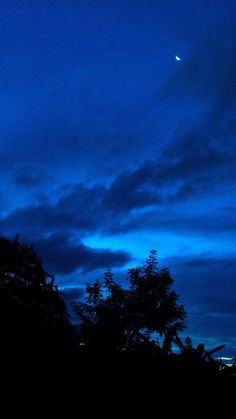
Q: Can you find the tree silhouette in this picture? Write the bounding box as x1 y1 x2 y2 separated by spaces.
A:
0 235 233 411
0 235 74 360
75 250 186 353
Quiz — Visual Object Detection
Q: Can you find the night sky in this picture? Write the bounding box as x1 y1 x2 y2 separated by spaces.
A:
0 1 236 355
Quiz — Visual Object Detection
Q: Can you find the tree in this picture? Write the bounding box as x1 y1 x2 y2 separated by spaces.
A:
75 250 186 353
0 235 74 356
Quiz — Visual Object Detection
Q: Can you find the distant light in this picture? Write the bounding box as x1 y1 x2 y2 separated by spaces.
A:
175 55 181 61
217 356 236 367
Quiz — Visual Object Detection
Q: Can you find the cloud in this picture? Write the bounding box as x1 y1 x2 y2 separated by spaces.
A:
102 166 162 212
164 254 236 349
0 28 235 277
13 163 52 188
0 182 105 237
32 234 131 275
1 157 235 244
108 204 236 239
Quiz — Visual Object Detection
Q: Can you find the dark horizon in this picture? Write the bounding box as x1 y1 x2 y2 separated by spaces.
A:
0 1 236 355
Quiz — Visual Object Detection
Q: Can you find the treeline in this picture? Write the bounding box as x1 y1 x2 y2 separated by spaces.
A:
0 235 235 414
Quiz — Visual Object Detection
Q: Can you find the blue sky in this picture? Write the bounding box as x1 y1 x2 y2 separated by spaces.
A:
0 0 236 355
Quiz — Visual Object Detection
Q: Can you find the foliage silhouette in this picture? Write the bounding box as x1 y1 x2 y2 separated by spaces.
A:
0 235 74 364
0 236 234 415
75 250 186 353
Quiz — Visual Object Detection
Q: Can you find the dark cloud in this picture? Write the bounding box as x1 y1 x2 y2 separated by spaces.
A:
164 255 236 350
109 205 236 238
0 204 78 236
163 131 233 180
171 255 236 306
1 158 235 244
32 234 131 275
13 164 52 188
0 183 104 236
103 167 162 211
